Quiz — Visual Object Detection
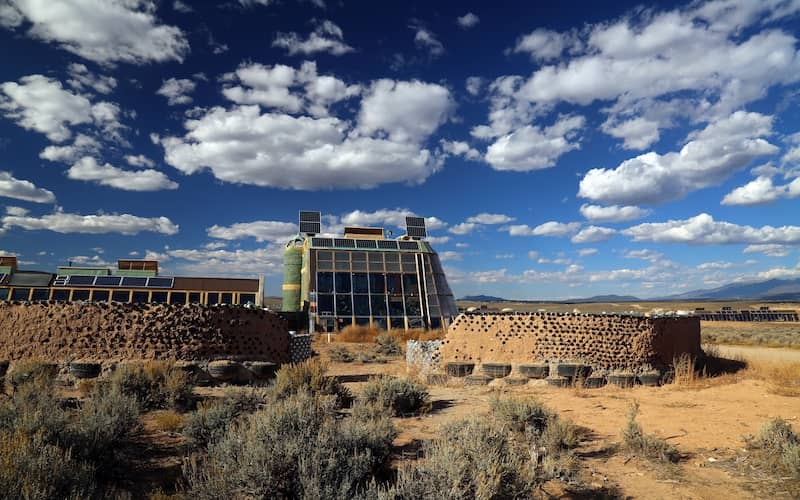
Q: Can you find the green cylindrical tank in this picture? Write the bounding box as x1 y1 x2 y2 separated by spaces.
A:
282 238 303 312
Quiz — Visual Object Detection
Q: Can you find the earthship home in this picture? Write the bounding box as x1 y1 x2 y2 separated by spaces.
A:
282 211 458 331
0 256 263 306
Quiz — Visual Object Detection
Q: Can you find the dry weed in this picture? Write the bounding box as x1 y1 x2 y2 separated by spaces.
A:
748 361 800 397
337 324 381 342
153 410 185 433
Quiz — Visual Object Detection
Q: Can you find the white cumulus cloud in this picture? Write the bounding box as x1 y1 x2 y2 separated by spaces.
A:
0 171 55 203
578 111 778 205
157 77 196 106
273 20 354 56
67 156 178 191
623 213 800 245
207 220 298 243
456 13 479 29
0 0 189 65
2 209 179 235
579 204 650 223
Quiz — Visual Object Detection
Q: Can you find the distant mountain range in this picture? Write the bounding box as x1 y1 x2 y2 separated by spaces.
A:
458 278 800 303
659 278 800 301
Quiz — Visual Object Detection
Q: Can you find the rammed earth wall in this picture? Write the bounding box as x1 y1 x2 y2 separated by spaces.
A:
0 301 290 363
438 312 702 371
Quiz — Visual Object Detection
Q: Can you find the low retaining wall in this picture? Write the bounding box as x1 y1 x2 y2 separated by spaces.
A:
438 312 701 371
406 340 444 374
0 301 290 363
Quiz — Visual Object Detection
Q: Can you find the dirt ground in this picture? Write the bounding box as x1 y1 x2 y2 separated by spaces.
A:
319 340 800 499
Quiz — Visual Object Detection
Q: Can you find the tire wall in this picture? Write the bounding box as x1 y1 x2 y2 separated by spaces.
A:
0 302 291 363
438 313 702 371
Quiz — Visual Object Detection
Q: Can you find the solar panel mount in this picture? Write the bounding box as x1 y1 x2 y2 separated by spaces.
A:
299 210 321 235
405 216 427 239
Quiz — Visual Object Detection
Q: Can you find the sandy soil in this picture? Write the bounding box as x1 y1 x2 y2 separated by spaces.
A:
319 340 800 499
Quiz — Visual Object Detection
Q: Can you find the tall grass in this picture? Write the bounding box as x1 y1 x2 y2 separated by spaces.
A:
336 325 446 343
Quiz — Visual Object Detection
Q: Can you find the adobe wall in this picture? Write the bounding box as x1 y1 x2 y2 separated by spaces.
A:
0 302 291 363
439 312 702 371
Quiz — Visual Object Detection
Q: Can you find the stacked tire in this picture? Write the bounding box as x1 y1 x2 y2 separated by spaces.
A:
481 363 512 379
445 362 474 377
69 362 101 379
518 363 549 379
208 360 242 384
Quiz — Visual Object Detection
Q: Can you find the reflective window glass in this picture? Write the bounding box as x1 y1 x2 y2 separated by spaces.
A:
152 292 168 303
368 273 385 293
352 273 368 293
91 290 110 302
335 272 351 293
403 274 418 295
132 291 149 303
188 292 202 303
112 290 130 302
318 294 333 313
317 272 333 293
335 252 350 261
387 274 402 294
370 295 387 316
31 288 50 301
351 252 366 261
405 297 421 316
335 295 352 316
221 293 233 304
51 289 69 301
389 297 404 317
353 295 370 316
169 292 186 305
71 289 89 301
317 251 333 261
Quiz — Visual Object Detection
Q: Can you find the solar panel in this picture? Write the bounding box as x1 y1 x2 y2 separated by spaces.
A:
312 237 334 248
146 277 174 288
377 240 399 250
68 275 95 286
121 276 148 287
299 222 321 234
356 240 378 249
399 241 419 250
0 273 6 284
52 275 68 286
405 216 427 239
300 210 321 222
95 276 122 287
334 238 356 248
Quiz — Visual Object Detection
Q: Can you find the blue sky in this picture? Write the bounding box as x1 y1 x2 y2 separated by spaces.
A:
1 0 799 300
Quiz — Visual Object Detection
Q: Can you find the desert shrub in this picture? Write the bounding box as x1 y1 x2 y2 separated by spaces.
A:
622 401 679 463
746 418 800 479
374 332 402 356
183 389 267 449
338 324 381 343
489 396 581 480
153 410 185 433
361 376 430 416
371 417 536 499
68 383 140 465
489 396 550 434
329 344 355 363
184 391 396 499
109 361 192 411
269 359 352 407
6 359 58 391
357 352 386 364
0 376 68 444
0 430 95 500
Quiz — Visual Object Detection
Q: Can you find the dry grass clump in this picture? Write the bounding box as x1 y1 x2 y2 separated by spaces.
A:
153 410 185 433
183 389 267 449
337 325 446 344
270 359 352 407
745 418 800 479
752 362 800 397
490 396 582 455
108 361 193 411
338 324 381 342
621 401 679 464
360 376 431 416
184 391 397 499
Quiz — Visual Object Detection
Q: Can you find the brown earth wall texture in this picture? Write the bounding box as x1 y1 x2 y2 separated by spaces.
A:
0 302 290 363
439 312 702 370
